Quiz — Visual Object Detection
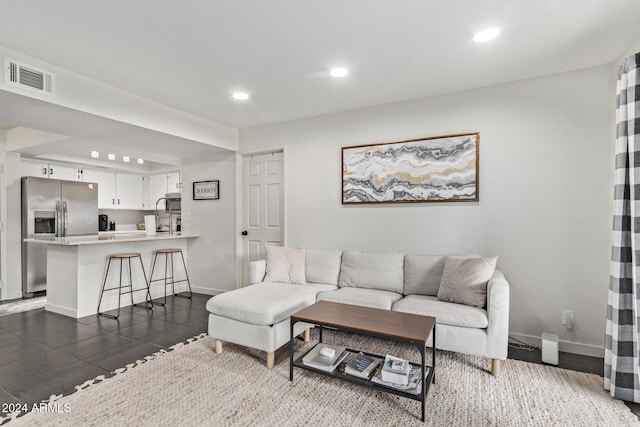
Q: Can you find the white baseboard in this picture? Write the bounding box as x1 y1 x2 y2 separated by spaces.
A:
45 302 78 318
510 332 604 358
46 286 219 319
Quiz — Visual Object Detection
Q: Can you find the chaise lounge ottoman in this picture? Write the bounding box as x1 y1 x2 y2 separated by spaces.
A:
206 248 340 367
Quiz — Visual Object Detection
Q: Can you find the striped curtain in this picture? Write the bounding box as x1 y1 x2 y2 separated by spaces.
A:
606 52 640 402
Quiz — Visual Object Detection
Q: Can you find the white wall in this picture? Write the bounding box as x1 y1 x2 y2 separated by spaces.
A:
0 130 6 300
0 131 23 301
616 36 640 65
241 65 614 356
0 44 239 152
181 152 237 294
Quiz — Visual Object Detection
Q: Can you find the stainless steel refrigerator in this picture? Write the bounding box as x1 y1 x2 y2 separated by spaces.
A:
21 176 99 297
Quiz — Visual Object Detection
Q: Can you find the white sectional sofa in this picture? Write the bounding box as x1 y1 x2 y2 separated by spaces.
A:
206 248 510 376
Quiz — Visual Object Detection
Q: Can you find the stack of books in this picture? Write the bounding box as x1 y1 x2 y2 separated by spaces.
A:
302 344 349 373
381 354 411 384
371 364 426 395
370 354 425 395
344 352 382 379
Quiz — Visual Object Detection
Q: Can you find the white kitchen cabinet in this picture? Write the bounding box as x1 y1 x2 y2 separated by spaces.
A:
21 159 82 181
21 159 49 178
82 169 116 209
48 163 82 181
145 171 181 210
167 172 182 193
81 170 143 209
149 174 168 210
116 173 144 209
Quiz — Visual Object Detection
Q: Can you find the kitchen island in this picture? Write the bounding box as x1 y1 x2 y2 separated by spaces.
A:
24 232 198 318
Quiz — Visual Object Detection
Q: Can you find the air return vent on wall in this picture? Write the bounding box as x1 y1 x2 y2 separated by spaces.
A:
3 57 56 96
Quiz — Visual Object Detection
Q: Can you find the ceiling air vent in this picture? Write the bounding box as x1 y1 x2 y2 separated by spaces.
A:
3 57 56 97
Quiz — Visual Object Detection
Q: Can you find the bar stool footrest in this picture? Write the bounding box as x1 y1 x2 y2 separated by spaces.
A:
132 302 153 310
98 312 119 320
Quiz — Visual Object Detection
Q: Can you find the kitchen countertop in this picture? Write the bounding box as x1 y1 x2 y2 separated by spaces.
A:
24 232 198 246
98 230 146 235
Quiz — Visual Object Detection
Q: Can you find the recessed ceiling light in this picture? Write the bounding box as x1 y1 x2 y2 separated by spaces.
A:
137 159 144 164
91 151 99 158
107 153 115 161
473 28 500 43
330 68 349 78
122 156 130 163
232 92 250 101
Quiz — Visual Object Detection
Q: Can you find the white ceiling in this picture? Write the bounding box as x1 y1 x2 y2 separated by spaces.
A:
0 90 227 172
0 0 639 164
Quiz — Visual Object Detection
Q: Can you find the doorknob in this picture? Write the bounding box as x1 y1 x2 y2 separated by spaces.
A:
241 230 248 236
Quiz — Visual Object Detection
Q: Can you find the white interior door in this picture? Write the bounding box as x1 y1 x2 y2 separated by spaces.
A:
242 152 284 285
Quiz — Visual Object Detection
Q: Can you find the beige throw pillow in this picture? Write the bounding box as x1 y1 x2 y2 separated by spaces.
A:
437 256 498 308
263 246 306 285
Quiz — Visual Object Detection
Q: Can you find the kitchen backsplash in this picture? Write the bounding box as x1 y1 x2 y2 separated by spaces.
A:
98 209 147 228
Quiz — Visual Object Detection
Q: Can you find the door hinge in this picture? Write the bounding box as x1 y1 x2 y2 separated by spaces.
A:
0 280 4 290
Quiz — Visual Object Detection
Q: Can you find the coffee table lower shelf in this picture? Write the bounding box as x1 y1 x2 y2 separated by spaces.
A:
292 347 434 403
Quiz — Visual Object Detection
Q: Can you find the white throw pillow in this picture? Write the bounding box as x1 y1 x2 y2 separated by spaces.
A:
338 251 404 293
305 249 343 285
437 256 498 308
263 246 306 285
403 255 447 296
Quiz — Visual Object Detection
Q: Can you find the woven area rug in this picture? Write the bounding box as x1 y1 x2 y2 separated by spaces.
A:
0 297 46 317
2 332 638 427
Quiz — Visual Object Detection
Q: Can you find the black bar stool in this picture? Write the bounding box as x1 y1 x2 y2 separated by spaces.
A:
148 248 193 306
97 252 153 319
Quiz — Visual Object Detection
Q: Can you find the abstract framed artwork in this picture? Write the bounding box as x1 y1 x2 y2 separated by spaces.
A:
342 132 479 204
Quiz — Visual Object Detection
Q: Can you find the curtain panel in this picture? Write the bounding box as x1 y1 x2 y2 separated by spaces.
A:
606 52 640 402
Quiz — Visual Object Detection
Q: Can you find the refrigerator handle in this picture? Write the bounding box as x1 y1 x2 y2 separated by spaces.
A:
63 201 68 237
55 200 61 237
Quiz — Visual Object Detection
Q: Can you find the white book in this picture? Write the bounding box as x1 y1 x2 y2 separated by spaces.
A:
302 344 348 372
372 365 427 395
381 354 411 385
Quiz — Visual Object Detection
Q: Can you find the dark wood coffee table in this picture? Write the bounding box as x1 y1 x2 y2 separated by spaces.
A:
289 301 436 422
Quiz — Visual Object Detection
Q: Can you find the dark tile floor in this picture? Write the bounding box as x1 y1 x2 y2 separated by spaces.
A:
507 345 603 376
1 297 638 420
0 293 210 413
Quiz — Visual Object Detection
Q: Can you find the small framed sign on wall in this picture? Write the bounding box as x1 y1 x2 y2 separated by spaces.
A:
193 180 220 200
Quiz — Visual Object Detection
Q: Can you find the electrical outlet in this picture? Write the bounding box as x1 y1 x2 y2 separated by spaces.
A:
562 310 574 327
